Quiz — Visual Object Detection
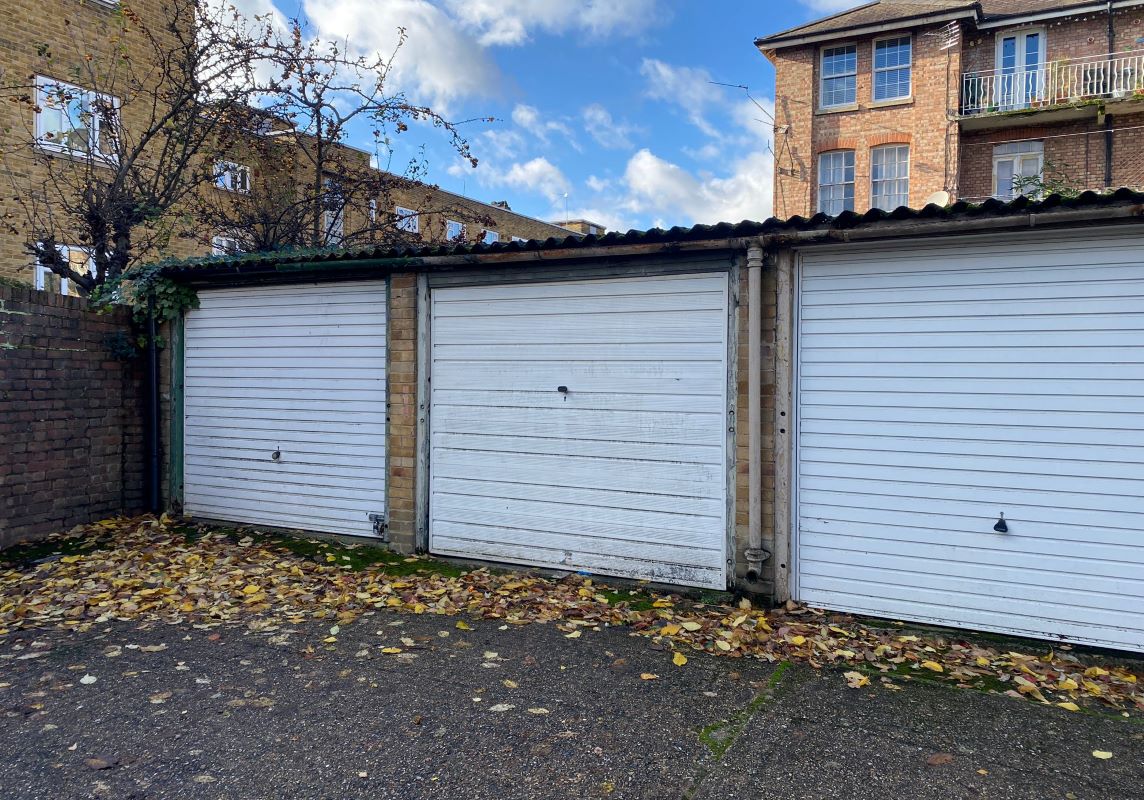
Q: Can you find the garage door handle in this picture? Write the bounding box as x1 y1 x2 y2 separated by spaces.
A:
557 386 569 394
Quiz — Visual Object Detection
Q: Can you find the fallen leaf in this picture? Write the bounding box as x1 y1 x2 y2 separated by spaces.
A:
1092 750 1113 760
149 691 172 704
787 635 806 646
380 647 402 654
926 753 954 767
843 671 869 689
920 661 944 673
565 630 582 639
640 673 659 681
680 622 702 632
527 707 550 715
1057 702 1081 712
488 703 515 712
455 621 472 631
503 680 519 689
79 674 97 685
673 652 688 667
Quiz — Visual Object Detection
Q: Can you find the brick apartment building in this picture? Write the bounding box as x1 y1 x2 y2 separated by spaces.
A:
0 0 573 295
758 0 1144 218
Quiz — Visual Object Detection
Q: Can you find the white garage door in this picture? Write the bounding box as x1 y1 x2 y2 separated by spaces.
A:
429 274 729 589
797 230 1144 652
183 282 388 537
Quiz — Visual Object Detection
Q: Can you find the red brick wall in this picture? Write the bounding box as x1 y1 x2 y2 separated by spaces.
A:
0 286 145 547
770 21 963 219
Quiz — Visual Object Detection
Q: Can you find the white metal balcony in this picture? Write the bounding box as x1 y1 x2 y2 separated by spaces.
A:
961 50 1144 116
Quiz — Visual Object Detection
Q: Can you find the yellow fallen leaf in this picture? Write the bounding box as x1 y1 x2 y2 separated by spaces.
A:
843 671 869 689
715 640 732 651
502 680 518 689
640 673 659 680
527 707 550 715
975 657 990 667
897 635 920 643
455 621 472 631
242 584 260 595
380 647 402 654
833 649 856 660
323 636 337 643
977 769 989 776
920 661 944 673
1058 677 1079 691
1057 702 1081 712
680 622 702 632
1084 667 1109 678
651 599 672 608
787 635 806 646
1092 750 1113 760
659 624 681 636
673 652 687 667
564 630 582 639
60 555 84 564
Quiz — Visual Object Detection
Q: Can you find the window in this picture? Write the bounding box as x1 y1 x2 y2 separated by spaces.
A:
211 235 242 256
818 150 855 215
820 45 857 108
35 76 118 160
35 244 95 296
395 206 420 234
871 145 910 210
996 29 1045 110
482 229 499 245
368 199 377 224
323 179 345 245
213 161 250 193
446 220 464 241
993 141 1044 199
873 37 912 101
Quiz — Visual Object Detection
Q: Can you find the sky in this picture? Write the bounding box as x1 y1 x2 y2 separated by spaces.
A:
236 0 862 233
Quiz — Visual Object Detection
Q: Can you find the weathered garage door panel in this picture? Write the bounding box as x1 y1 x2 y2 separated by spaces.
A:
797 231 1144 652
429 274 729 589
183 282 388 537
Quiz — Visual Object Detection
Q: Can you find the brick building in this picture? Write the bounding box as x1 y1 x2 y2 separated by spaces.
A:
758 0 1144 218
0 0 572 293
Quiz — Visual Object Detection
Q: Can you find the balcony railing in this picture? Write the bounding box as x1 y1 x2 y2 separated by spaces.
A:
961 50 1144 116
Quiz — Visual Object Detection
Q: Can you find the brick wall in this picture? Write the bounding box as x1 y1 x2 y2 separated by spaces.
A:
386 273 418 552
770 21 963 219
0 286 145 548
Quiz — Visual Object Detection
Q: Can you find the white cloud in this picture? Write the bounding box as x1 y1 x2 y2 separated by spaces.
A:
582 104 638 150
301 0 502 109
585 175 612 192
800 0 865 12
496 157 572 204
622 148 773 225
443 0 664 46
639 58 726 138
511 104 577 148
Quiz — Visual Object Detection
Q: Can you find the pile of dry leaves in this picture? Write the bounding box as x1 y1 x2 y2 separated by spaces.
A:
1 516 1140 714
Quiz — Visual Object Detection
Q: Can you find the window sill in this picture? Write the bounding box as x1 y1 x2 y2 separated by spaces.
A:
816 103 859 116
34 142 116 166
869 96 913 109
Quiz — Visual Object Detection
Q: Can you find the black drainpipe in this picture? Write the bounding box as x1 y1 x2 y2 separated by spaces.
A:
146 294 161 514
1105 0 1115 188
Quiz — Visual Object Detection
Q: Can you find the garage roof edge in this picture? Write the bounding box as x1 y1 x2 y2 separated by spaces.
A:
157 189 1144 282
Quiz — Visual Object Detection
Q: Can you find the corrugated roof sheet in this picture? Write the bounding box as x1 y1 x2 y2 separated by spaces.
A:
159 189 1144 278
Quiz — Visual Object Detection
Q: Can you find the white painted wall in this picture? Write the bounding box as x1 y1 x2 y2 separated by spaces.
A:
429 274 729 589
183 282 389 536
796 229 1144 651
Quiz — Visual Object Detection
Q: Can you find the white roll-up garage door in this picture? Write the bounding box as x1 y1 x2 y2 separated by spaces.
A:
429 274 730 589
796 230 1144 651
183 282 388 537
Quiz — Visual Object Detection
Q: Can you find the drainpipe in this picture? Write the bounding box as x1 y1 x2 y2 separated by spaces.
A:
146 294 161 514
1105 1 1115 189
744 243 769 583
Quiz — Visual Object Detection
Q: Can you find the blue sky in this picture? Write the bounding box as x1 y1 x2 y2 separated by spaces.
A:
238 0 858 232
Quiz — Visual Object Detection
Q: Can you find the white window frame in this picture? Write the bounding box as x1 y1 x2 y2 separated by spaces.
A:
510 236 528 243
817 150 856 216
395 206 420 234
34 76 119 161
211 235 243 256
872 35 912 102
819 43 858 110
213 160 250 193
482 229 499 245
994 27 1047 110
992 140 1044 199
35 243 95 296
870 144 911 210
446 219 464 242
323 178 345 245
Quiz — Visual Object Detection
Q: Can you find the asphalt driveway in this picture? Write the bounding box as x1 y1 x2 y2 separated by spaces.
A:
2 610 1140 800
